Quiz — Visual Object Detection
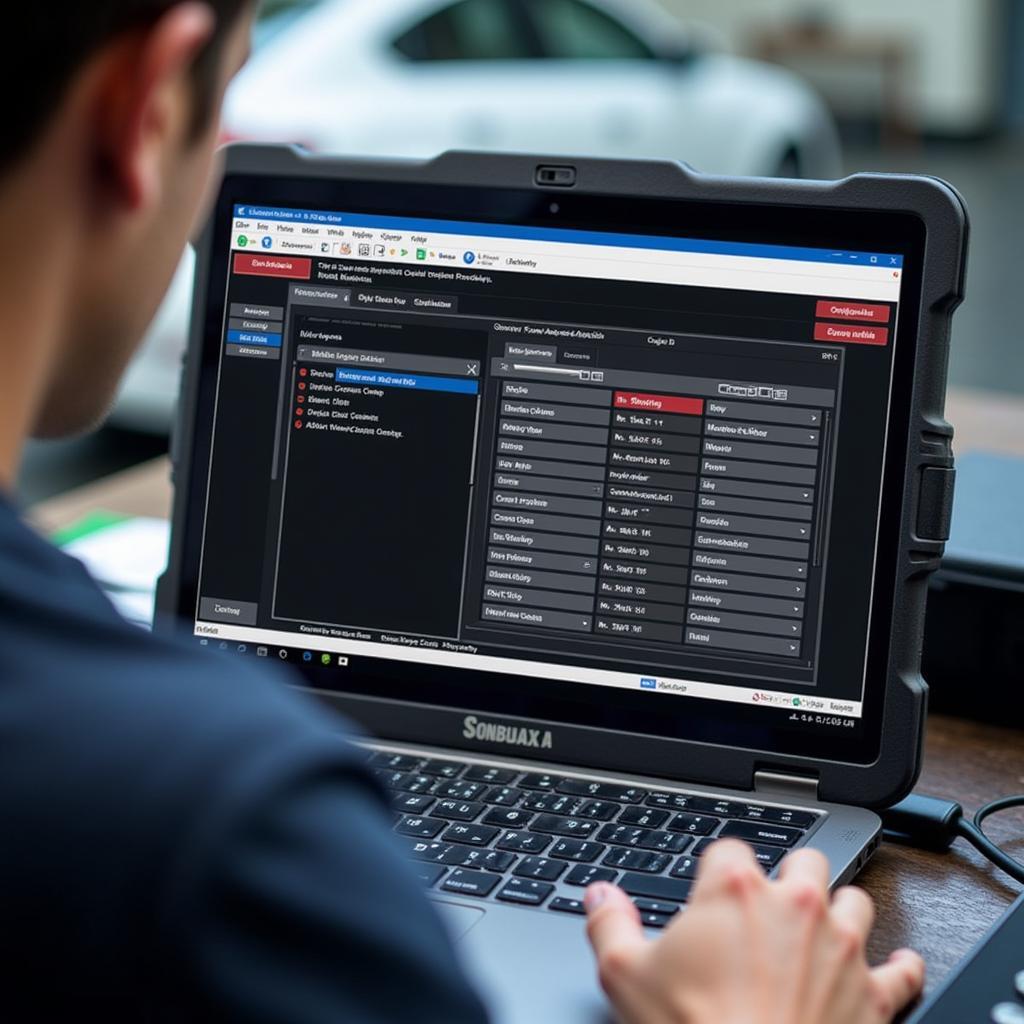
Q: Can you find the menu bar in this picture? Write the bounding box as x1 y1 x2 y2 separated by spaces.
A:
230 212 904 303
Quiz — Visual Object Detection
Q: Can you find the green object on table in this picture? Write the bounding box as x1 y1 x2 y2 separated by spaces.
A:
51 510 128 547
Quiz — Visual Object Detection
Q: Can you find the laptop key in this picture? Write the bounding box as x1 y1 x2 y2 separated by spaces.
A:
719 820 802 847
667 813 720 835
565 864 619 887
619 806 669 829
440 845 517 873
403 840 451 862
441 822 500 846
670 855 699 879
518 772 566 791
578 799 620 821
374 769 406 788
370 752 422 772
391 793 436 815
464 765 517 785
442 868 501 898
395 816 446 838
619 873 693 903
513 856 566 882
413 864 447 887
603 847 672 873
497 878 554 906
751 844 786 868
496 830 551 854
394 773 435 794
639 911 672 929
481 806 534 829
530 814 601 838
522 793 585 815
433 799 486 822
639 831 691 854
550 896 587 915
761 807 816 829
549 838 606 863
646 792 692 811
686 796 749 818
634 899 680 917
419 759 466 779
556 780 645 803
433 780 489 801
596 823 650 847
694 837 786 868
485 785 526 807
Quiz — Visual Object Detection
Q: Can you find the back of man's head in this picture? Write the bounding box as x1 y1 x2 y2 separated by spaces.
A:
4 3 249 177
0 2 253 472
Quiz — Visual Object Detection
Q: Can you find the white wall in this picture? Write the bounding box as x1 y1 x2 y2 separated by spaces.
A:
655 0 1002 134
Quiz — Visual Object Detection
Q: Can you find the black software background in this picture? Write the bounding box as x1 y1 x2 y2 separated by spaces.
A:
181 178 926 764
271 321 485 636
201 259 887 704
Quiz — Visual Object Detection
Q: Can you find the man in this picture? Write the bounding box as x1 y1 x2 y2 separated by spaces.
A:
0 3 926 1021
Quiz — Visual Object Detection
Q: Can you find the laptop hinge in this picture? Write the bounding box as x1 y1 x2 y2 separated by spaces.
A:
753 770 820 802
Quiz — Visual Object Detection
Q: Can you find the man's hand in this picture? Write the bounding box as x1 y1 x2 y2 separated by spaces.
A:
585 839 924 1024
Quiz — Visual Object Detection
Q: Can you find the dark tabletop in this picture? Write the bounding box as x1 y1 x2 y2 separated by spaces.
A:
861 714 1024 993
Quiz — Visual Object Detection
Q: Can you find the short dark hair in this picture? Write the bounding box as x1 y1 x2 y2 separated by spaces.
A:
2 2 250 174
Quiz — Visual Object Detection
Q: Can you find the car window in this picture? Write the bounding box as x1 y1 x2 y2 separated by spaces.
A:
523 0 655 60
393 0 539 61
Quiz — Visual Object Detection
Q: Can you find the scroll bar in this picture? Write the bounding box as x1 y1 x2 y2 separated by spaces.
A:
511 363 585 378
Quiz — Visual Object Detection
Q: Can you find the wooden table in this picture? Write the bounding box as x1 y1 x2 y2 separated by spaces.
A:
30 386 1024 994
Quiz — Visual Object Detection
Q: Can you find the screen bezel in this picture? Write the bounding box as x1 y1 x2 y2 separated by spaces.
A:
174 167 927 770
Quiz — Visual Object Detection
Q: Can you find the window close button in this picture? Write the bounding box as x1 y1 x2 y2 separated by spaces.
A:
917 467 956 542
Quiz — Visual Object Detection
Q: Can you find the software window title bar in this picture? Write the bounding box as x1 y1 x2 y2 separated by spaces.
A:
232 204 904 268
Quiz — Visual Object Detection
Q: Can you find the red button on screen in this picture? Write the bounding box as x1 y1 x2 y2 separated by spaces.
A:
233 252 312 279
813 322 889 346
814 300 891 323
613 392 704 415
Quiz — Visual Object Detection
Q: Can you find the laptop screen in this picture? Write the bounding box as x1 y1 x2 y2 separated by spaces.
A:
183 182 914 762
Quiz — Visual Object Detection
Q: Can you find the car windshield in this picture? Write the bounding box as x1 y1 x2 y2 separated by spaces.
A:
253 0 328 51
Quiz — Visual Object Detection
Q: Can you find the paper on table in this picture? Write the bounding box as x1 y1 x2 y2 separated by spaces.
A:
62 516 171 594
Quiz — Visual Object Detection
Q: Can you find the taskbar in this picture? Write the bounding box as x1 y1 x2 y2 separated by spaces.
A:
194 620 863 719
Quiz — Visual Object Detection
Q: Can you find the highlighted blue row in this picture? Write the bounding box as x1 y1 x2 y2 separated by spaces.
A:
228 329 282 348
334 368 479 395
234 203 904 268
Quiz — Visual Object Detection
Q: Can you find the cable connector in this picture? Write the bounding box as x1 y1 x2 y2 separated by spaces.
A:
880 793 963 852
881 792 1024 884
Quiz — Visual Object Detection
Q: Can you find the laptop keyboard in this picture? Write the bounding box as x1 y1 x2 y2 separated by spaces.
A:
369 749 821 927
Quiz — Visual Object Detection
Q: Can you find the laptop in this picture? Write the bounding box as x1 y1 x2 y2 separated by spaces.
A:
157 145 967 1022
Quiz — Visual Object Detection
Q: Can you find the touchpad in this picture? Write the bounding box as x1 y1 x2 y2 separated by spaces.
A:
433 900 487 942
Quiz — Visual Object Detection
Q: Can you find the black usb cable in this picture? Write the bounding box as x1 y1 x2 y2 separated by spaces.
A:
880 792 1024 884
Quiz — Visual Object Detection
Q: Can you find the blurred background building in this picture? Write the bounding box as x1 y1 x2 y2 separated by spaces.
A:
17 0 1024 500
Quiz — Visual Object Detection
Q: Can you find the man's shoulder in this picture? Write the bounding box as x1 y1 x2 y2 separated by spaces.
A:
2 598 364 837
0 506 367 858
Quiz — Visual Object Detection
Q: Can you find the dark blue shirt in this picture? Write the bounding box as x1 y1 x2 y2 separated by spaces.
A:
0 495 488 1022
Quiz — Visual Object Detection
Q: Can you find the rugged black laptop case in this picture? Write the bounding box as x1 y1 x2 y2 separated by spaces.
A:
157 145 967 809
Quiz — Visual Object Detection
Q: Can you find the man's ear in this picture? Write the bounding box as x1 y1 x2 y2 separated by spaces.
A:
91 2 216 213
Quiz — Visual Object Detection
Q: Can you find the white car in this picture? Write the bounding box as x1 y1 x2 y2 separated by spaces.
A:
112 0 841 432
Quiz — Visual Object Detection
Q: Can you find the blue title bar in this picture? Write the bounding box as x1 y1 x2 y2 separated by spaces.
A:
335 368 479 395
234 203 904 268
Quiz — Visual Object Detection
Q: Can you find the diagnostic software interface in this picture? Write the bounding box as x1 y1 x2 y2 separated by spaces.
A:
193 203 905 720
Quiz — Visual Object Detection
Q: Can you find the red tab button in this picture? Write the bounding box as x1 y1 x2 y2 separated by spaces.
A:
814 300 891 323
233 252 312 279
614 392 704 415
813 322 889 346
